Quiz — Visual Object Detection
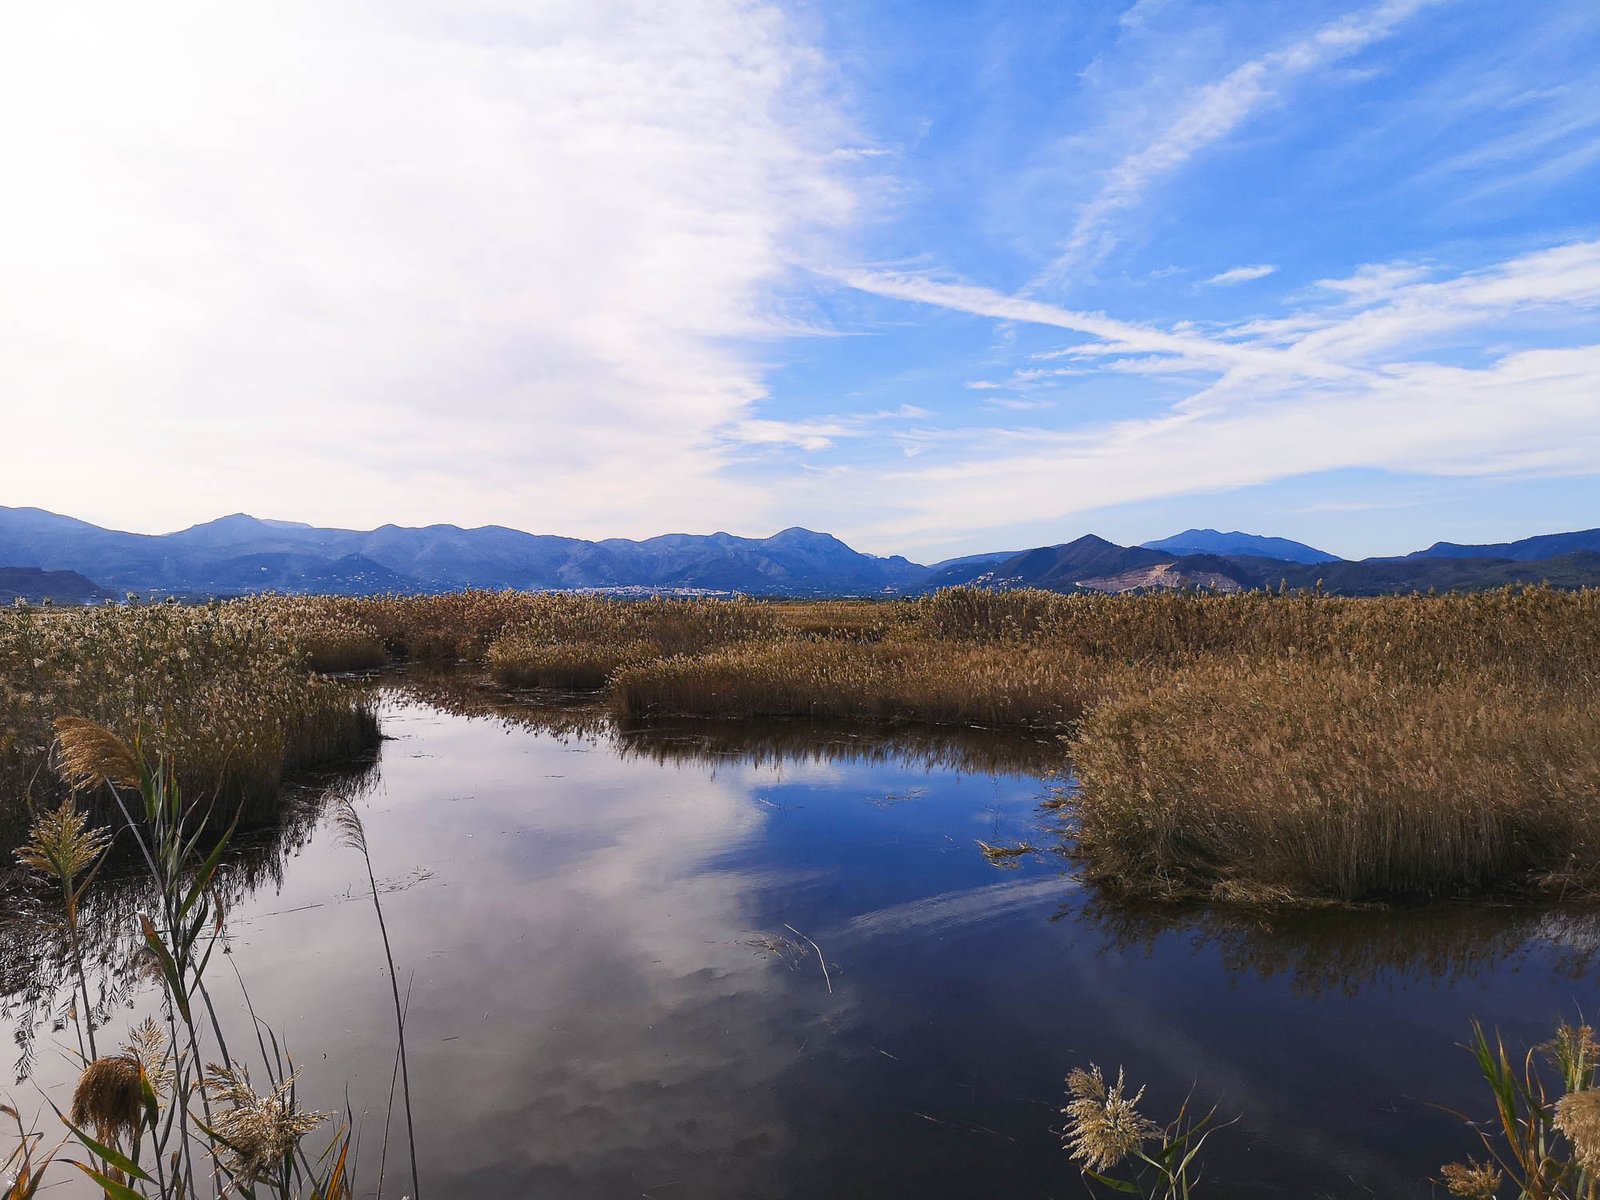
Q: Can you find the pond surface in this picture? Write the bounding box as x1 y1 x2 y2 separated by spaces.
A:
6 679 1600 1197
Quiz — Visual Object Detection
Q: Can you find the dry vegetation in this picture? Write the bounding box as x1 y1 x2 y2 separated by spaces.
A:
0 599 375 850
6 585 1598 904
331 585 1600 905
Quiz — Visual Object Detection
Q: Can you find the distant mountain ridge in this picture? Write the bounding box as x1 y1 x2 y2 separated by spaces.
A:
0 566 112 605
0 507 924 597
2 505 1598 599
1400 528 1600 562
1141 528 1340 565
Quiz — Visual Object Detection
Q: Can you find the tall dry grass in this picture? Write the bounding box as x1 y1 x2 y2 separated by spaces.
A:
14 586 1593 904
1066 662 1600 903
483 593 777 687
612 639 1131 728
0 600 376 849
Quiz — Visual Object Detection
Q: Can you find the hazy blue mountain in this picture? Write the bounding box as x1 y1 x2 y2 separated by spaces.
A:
992 535 1171 589
1269 551 1600 595
0 507 927 596
176 552 421 596
1402 528 1600 562
1142 528 1341 564
0 566 112 604
925 549 1019 572
8 505 1600 599
919 555 1015 589
916 537 1600 596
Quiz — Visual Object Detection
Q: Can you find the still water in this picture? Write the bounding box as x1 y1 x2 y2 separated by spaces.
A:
6 678 1600 1197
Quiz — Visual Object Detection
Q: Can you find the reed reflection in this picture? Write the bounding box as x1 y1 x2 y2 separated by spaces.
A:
0 753 378 1081
386 667 1066 777
1065 896 1600 997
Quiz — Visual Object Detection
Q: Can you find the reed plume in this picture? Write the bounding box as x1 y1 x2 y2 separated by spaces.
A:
1554 1089 1600 1174
52 717 139 792
1440 1160 1504 1199
15 798 110 885
202 1064 326 1184
1062 1065 1158 1172
69 1056 142 1145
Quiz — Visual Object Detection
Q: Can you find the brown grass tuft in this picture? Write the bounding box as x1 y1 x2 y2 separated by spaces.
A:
70 1056 143 1144
1068 657 1600 903
53 717 139 792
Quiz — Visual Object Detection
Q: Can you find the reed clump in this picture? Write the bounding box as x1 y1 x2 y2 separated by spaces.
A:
1067 656 1600 903
0 599 376 850
482 594 777 686
242 595 390 672
612 638 1129 728
489 638 661 689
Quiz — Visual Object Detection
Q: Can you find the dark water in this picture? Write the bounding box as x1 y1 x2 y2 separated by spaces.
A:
6 681 1600 1198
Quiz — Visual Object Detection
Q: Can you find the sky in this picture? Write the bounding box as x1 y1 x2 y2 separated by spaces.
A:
2 0 1598 561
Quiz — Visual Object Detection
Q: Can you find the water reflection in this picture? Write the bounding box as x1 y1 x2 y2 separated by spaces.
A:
1069 897 1600 998
4 678 1600 1198
388 666 1069 776
0 754 377 1081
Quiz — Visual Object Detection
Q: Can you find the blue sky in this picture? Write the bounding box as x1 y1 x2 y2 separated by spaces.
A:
2 1 1597 561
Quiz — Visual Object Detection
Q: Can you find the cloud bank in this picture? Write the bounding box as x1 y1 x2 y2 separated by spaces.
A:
0 1 857 535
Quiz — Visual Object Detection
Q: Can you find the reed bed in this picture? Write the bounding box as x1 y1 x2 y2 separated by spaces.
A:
0 600 375 850
482 594 776 686
1067 658 1600 903
242 594 390 672
612 638 1129 728
489 638 661 689
10 585 1596 903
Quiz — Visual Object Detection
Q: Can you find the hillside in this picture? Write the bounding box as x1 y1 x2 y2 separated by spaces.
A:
0 508 923 597
1141 528 1340 564
1401 528 1600 562
0 566 112 604
8 505 1600 599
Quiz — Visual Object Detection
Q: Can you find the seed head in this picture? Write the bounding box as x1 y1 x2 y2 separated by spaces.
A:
1062 1064 1159 1172
1440 1160 1503 1199
1543 1021 1600 1080
53 717 140 792
16 800 111 885
1556 1087 1600 1173
71 1056 143 1145
122 1018 172 1100
203 1064 326 1183
331 797 368 855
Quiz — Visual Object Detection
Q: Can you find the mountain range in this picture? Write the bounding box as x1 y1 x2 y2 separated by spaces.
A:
3 506 1599 600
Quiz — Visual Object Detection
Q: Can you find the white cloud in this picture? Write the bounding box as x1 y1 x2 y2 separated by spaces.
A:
0 1 858 536
1205 264 1278 286
838 268 1350 377
828 239 1600 551
723 420 857 453
1039 0 1442 283
983 397 1057 412
835 267 1361 381
723 404 930 453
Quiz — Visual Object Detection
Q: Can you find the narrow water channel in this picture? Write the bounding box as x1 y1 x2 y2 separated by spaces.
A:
5 680 1598 1197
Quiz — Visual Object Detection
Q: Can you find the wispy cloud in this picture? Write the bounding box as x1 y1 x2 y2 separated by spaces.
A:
833 268 1358 380
1205 264 1278 286
982 397 1057 412
828 239 1600 549
1039 0 1442 284
722 404 929 453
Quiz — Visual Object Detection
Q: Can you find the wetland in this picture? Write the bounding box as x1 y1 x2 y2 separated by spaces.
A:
5 588 1600 1196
